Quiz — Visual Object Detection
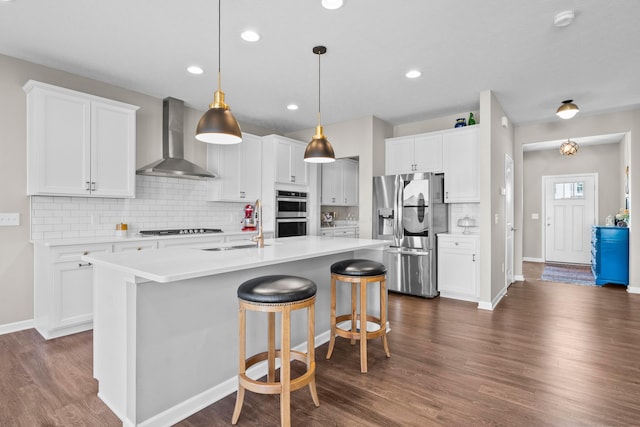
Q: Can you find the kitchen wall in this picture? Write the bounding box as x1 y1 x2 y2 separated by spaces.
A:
0 53 275 330
522 142 622 261
30 175 252 240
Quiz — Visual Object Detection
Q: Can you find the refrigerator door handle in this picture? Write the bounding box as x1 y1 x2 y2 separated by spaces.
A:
393 174 403 245
387 247 430 256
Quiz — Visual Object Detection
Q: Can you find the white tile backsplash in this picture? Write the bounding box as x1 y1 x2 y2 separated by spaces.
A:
30 175 249 240
448 203 481 234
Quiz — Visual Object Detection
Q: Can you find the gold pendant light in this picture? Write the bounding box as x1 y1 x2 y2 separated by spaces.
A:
304 45 335 163
196 0 242 144
559 139 579 156
556 99 579 120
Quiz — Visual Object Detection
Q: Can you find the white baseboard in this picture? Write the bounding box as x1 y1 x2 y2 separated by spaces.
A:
514 274 525 282
522 257 544 263
0 319 34 336
135 329 334 427
627 285 640 294
477 285 508 311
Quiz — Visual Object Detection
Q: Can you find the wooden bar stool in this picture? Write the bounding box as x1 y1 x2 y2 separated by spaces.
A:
326 259 390 373
232 275 320 427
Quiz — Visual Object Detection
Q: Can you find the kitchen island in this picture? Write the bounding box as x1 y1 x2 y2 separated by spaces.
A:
82 235 387 427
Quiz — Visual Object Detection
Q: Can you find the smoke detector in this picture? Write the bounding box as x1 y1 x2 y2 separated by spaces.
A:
554 10 575 27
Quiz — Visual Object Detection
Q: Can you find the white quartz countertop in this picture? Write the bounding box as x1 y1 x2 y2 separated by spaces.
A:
31 229 270 247
81 235 387 283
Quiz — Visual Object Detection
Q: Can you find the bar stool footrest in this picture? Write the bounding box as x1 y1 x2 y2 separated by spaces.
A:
239 350 316 395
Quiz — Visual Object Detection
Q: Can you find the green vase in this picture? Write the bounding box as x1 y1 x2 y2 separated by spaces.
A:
468 112 476 125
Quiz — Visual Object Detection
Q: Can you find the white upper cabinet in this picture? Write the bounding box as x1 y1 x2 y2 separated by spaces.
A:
442 126 479 203
207 132 262 202
267 135 308 186
24 81 138 198
321 158 359 206
385 133 442 175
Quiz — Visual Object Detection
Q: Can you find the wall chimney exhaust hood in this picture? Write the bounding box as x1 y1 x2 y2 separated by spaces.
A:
137 97 216 180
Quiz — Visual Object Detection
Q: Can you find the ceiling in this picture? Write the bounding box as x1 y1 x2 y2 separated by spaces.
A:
1 0 639 135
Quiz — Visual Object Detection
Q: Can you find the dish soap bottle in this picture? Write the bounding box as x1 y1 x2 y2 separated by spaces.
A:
468 112 476 125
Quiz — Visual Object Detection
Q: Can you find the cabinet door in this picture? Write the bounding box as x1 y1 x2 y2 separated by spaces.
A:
443 127 479 203
275 140 292 184
438 247 478 300
290 142 308 185
413 134 443 173
221 143 243 200
240 133 263 200
321 161 341 204
91 100 137 197
26 86 91 195
342 159 359 205
53 261 94 330
385 137 415 175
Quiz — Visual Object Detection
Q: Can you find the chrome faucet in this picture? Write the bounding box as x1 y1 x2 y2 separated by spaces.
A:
250 199 264 248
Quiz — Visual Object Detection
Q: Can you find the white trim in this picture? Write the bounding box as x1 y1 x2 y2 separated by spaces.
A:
0 319 34 336
129 329 334 427
514 274 525 282
477 285 508 311
627 286 640 294
523 257 544 263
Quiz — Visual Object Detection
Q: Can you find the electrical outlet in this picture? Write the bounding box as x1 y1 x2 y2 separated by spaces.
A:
0 213 20 226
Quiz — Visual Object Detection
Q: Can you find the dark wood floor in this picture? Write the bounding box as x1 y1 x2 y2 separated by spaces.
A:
2 262 640 426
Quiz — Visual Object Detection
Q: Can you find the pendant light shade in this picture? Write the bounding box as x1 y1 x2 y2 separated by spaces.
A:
556 99 579 120
304 45 335 163
560 139 579 156
195 0 242 144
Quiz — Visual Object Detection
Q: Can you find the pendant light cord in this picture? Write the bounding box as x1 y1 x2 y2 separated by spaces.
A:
218 0 222 90
317 50 321 126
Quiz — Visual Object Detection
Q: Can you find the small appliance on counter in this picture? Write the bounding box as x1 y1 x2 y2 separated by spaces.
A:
115 223 128 237
242 204 256 231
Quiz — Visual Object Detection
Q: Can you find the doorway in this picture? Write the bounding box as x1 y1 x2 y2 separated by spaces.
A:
505 154 514 286
543 174 597 264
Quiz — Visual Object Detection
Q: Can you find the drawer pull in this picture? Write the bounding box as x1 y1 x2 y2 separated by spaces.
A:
78 262 92 267
83 251 89 255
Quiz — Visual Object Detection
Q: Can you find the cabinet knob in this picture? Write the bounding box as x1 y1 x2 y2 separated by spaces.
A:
83 251 89 255
137 247 142 251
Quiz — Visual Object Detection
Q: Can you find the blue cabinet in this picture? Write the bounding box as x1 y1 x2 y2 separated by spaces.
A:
591 226 629 286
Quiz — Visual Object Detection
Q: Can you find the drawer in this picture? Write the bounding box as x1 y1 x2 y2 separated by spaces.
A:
438 237 477 250
52 244 112 263
113 241 158 252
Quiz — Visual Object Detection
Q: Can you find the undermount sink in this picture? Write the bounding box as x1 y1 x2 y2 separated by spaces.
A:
202 244 269 251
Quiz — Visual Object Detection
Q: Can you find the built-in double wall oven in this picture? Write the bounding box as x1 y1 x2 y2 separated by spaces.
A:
275 190 308 238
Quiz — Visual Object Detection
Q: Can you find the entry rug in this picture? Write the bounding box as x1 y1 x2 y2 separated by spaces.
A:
540 263 595 286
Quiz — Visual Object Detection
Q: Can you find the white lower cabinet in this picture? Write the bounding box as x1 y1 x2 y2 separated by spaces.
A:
320 226 359 238
34 243 112 339
437 234 479 302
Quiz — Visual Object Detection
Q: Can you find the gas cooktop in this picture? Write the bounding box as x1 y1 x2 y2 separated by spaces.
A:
139 228 223 236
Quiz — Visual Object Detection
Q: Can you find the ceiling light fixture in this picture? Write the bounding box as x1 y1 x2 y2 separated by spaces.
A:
195 0 242 145
405 70 421 79
321 0 344 10
240 30 260 42
560 139 579 156
556 99 579 119
554 10 575 27
187 65 204 75
304 46 335 163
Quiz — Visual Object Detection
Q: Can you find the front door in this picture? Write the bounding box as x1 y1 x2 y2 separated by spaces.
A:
544 174 597 264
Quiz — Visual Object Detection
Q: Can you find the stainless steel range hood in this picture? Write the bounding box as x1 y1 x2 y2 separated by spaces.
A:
137 97 216 180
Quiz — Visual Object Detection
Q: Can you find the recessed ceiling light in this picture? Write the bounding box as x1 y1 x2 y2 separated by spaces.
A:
322 0 344 10
187 65 204 75
554 10 575 27
287 104 299 111
240 30 260 42
405 70 421 79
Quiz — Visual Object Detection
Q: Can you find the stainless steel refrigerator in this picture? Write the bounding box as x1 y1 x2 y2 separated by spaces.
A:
372 173 448 297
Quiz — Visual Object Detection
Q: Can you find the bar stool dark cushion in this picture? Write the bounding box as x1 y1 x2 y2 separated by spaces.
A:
238 275 317 304
331 259 387 277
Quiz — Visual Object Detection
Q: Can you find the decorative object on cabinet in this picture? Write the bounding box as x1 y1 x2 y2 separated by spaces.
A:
591 226 629 286
468 112 476 125
23 80 138 198
195 0 242 145
454 117 467 128
456 216 476 234
559 139 579 156
304 45 336 163
556 99 579 119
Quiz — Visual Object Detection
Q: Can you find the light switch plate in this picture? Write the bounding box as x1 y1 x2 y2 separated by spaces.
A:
0 213 20 226
531 213 539 220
